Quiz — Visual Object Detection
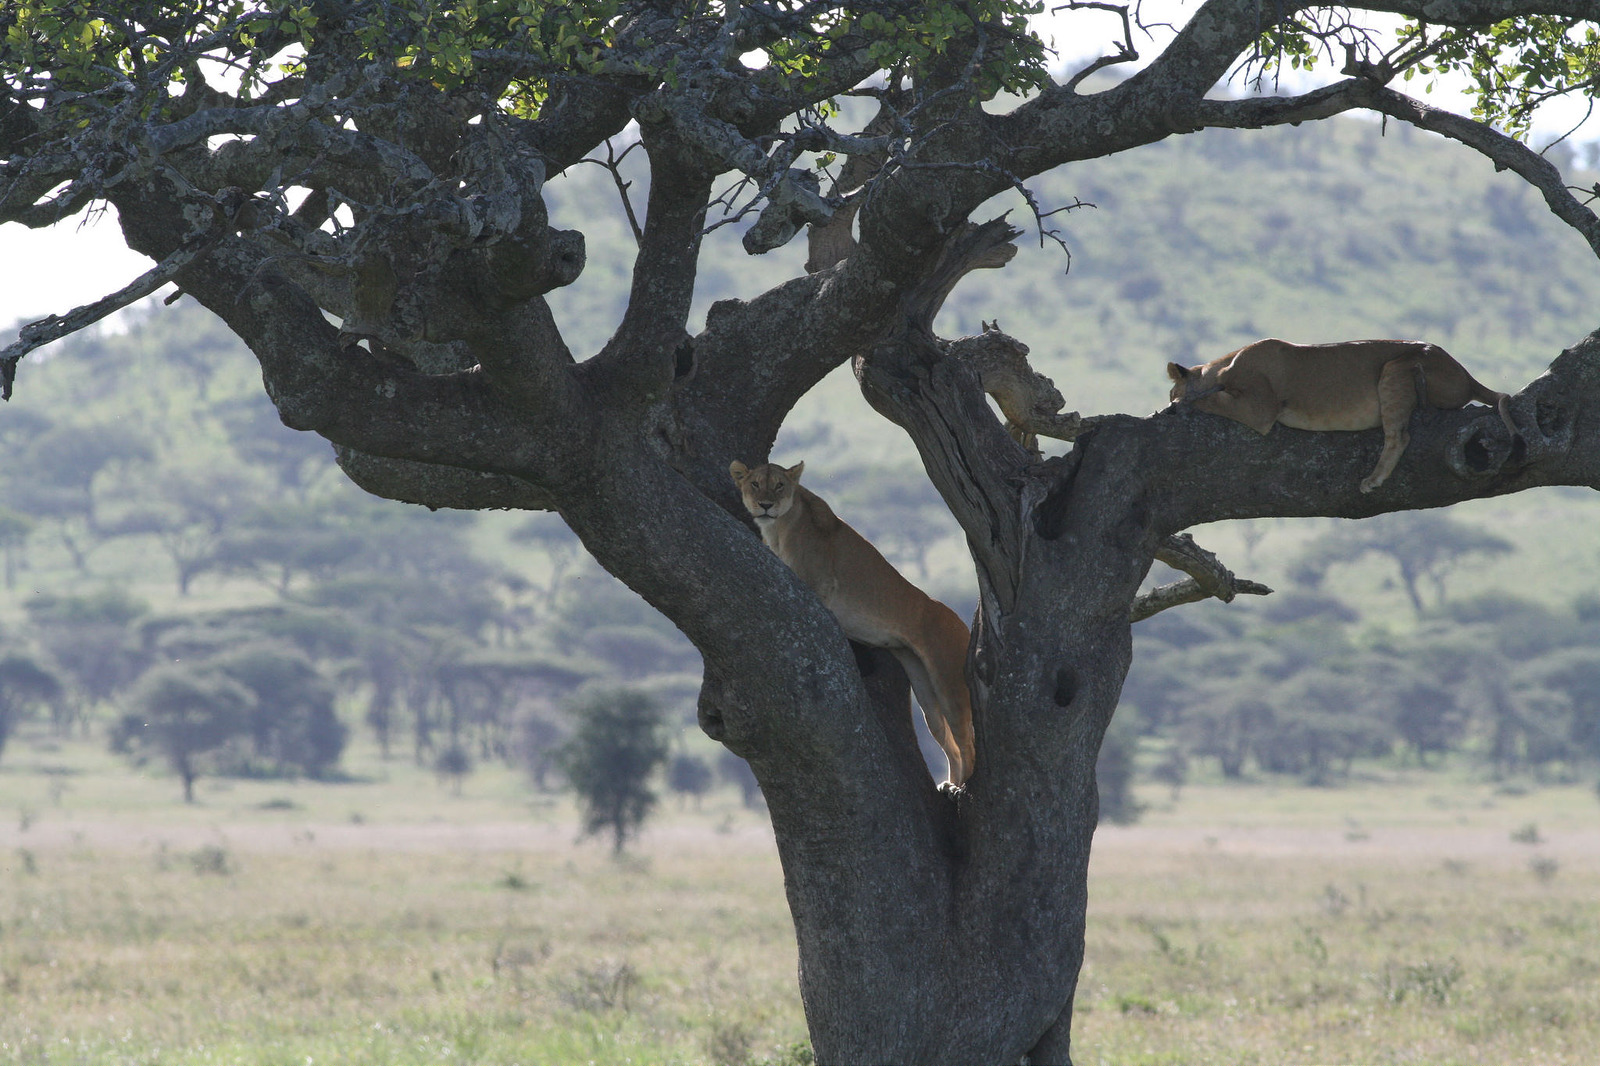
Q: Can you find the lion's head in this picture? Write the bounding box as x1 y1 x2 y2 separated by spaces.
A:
729 460 804 524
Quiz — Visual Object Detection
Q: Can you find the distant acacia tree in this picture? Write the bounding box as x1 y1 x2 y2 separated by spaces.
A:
668 751 715 810
0 650 63 762
559 686 669 853
120 665 252 802
0 507 33 590
1293 511 1515 615
209 502 365 593
433 741 473 794
1519 648 1600 762
26 589 149 728
110 466 267 596
1 423 154 571
1183 686 1278 779
209 642 348 777
1094 711 1143 824
1390 674 1466 765
517 703 566 791
1258 669 1394 785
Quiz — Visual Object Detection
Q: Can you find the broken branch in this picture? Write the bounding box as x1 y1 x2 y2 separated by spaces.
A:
1131 532 1273 622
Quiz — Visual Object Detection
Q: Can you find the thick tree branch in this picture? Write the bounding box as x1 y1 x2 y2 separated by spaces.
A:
149 107 422 185
839 3 1290 285
461 299 581 411
632 88 835 254
0 186 254 399
1091 331 1600 537
1191 67 1600 264
1363 0 1600 19
334 449 560 512
855 245 1037 615
514 81 636 173
154 234 585 482
587 136 715 389
1189 77 1378 131
675 240 924 496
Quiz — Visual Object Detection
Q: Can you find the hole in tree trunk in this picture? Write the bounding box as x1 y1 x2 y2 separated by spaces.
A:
673 339 695 379
1053 666 1077 707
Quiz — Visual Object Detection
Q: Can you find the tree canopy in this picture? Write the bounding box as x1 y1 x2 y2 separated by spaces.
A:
8 1 1600 1060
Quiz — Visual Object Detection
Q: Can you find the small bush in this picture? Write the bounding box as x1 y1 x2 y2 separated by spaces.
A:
755 1044 815 1066
1379 958 1463 1005
558 960 638 1012
559 687 668 853
1510 822 1543 844
496 865 534 891
190 845 231 876
707 1020 755 1066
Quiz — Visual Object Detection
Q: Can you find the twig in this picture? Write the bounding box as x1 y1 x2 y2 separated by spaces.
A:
1056 2 1141 93
577 138 645 246
882 156 1092 265
1534 91 1597 157
1130 577 1272 623
1 205 230 400
1128 532 1273 622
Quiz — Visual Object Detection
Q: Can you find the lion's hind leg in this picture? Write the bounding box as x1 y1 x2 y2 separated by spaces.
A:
894 646 972 788
923 606 976 788
893 650 951 779
1362 358 1420 493
892 606 976 788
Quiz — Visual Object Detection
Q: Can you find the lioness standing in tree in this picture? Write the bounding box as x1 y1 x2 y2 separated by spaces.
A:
1167 338 1519 492
730 460 976 787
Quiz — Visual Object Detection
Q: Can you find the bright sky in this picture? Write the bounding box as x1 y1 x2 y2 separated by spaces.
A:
2 3 1595 335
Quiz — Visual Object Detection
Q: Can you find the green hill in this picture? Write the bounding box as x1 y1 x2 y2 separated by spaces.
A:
4 112 1599 791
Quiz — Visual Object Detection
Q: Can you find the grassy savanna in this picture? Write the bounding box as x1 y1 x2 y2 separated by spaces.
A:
0 737 803 1066
2 733 1597 1065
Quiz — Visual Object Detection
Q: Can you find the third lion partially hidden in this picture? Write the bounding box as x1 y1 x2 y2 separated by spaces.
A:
1166 338 1519 492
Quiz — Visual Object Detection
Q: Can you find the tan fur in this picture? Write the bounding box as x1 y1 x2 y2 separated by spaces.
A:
1166 338 1519 492
730 460 976 787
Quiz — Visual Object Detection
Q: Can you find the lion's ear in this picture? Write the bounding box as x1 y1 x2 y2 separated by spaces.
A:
786 461 805 482
1166 362 1189 382
729 460 749 483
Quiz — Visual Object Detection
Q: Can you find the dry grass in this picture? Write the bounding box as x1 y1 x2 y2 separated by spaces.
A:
1078 842 1599 1065
2 737 1597 1064
0 825 804 1065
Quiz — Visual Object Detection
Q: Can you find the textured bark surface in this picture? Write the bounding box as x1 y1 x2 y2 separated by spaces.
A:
8 2 1600 1060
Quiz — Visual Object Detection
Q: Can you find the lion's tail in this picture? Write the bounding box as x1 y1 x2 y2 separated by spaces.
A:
1478 386 1524 455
